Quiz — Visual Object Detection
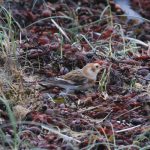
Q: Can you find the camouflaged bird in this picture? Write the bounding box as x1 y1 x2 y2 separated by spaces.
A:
39 63 101 93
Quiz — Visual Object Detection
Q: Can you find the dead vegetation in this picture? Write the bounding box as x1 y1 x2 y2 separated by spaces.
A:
0 0 150 149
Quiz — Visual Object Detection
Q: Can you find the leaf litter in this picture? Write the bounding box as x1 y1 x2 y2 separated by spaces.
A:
0 0 150 149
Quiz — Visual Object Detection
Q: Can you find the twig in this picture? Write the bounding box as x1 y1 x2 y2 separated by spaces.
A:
81 110 112 124
42 125 81 143
77 104 103 113
116 125 141 133
0 121 81 143
115 106 141 119
97 110 113 123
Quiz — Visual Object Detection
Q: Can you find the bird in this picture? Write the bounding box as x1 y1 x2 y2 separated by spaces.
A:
39 63 102 94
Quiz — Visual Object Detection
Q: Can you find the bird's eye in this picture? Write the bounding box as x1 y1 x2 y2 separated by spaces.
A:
95 65 99 68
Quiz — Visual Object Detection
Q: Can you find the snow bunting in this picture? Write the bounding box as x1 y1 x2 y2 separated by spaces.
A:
39 63 101 93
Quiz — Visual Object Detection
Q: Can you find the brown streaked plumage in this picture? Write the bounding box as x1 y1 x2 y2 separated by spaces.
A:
39 63 101 94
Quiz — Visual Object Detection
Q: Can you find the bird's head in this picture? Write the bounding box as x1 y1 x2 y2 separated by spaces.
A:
82 63 101 81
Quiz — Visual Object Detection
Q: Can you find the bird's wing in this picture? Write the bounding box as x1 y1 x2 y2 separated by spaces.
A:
39 69 88 89
39 77 72 85
61 69 88 85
